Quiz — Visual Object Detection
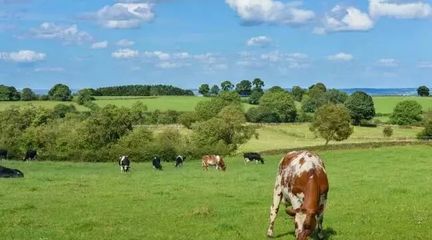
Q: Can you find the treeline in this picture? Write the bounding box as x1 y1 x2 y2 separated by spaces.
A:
0 92 255 162
94 85 194 96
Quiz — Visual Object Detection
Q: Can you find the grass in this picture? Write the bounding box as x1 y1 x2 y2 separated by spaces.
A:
373 96 432 114
1 145 432 239
240 123 421 152
0 101 88 111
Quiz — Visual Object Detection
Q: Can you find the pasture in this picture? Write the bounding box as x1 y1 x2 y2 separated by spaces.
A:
373 96 432 114
0 100 87 111
1 145 432 240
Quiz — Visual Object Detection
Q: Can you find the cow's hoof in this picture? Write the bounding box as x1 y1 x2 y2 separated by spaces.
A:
266 230 274 238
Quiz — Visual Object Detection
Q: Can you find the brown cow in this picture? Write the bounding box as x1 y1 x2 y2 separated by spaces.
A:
267 151 329 240
201 155 226 171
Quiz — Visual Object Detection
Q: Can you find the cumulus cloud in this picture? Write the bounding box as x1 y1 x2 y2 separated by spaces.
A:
112 48 139 59
328 52 353 61
369 0 432 19
418 61 432 68
96 2 155 29
226 0 315 25
91 41 108 49
0 50 46 63
30 22 93 44
315 5 374 34
246 36 272 47
117 39 135 47
377 58 399 67
238 51 309 68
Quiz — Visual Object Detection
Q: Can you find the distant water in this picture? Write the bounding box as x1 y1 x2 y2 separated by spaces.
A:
33 88 418 96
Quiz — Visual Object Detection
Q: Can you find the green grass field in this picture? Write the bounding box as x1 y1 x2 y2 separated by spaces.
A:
1 145 431 240
240 123 421 152
373 96 432 114
0 101 88 111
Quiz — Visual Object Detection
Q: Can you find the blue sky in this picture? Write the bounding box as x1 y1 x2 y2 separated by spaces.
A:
0 0 432 89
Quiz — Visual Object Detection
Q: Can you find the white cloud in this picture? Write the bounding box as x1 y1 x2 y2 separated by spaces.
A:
0 50 46 63
112 48 139 59
34 67 64 72
116 39 135 47
91 41 108 49
328 52 353 61
226 0 315 25
96 3 155 29
238 51 309 68
418 61 432 68
316 5 374 34
246 36 272 47
369 0 432 19
30 22 93 44
377 58 399 67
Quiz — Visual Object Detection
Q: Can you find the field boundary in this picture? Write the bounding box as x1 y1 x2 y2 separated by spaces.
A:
259 140 432 155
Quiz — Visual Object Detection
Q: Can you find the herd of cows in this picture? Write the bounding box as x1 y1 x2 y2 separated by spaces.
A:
0 149 329 240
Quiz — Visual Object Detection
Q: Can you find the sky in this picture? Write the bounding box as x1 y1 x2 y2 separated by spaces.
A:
0 0 432 89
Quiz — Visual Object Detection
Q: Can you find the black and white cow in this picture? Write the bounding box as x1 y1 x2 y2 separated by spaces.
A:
0 165 24 178
118 156 130 172
175 155 186 167
152 156 163 170
23 150 37 161
0 149 7 160
243 152 264 164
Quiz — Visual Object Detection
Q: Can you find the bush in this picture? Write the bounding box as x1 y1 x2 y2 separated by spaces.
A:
246 107 280 123
390 100 423 125
345 91 375 125
417 120 432 140
383 126 393 138
248 90 263 105
259 90 296 122
178 112 198 129
75 89 95 105
48 84 72 101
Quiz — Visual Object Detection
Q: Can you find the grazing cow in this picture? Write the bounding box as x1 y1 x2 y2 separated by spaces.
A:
23 150 37 161
152 156 163 170
118 156 130 172
175 155 186 167
0 165 24 178
243 152 264 164
267 151 329 240
0 149 7 160
201 155 226 171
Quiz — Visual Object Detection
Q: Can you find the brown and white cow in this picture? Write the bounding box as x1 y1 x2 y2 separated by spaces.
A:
267 151 329 240
201 155 226 171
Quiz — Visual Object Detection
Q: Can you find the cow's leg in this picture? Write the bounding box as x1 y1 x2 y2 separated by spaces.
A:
267 175 282 237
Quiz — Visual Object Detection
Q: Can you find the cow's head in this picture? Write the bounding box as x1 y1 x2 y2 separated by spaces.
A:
219 159 226 171
287 208 317 240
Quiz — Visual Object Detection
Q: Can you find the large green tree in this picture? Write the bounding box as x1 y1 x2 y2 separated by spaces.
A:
220 81 234 91
291 86 305 102
252 78 265 91
21 88 37 101
417 86 430 97
390 100 423 125
198 84 210 96
260 90 297 122
48 84 72 101
0 85 20 101
344 91 376 125
310 104 353 145
75 89 95 105
210 85 220 96
235 80 252 96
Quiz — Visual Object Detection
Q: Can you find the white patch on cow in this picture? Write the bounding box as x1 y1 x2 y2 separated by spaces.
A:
288 191 303 210
288 151 325 177
295 212 307 234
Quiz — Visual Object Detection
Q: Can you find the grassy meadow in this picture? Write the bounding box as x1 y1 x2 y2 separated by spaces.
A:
1 145 432 240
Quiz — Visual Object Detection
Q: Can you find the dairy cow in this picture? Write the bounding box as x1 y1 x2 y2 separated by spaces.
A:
119 156 130 172
267 151 329 240
201 155 226 171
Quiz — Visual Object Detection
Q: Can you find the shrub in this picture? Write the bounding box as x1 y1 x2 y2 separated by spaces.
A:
246 107 280 123
417 120 432 140
178 112 198 129
48 84 72 101
345 91 375 125
383 126 393 138
259 90 296 122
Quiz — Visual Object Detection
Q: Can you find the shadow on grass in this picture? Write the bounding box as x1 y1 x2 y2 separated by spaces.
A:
271 227 337 239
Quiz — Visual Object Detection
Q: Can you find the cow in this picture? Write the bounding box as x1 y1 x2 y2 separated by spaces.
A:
201 155 226 171
0 165 24 178
23 150 37 161
175 155 186 167
118 156 130 172
152 156 163 170
267 151 329 240
243 152 264 164
0 149 7 160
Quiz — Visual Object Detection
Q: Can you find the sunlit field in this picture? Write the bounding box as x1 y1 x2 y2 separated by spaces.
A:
1 145 431 240
0 101 87 111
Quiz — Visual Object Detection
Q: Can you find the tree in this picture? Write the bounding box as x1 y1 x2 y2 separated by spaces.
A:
75 89 95 105
210 85 220 96
221 81 234 92
246 106 280 123
309 82 327 92
248 90 264 105
344 91 375 125
267 86 286 93
21 88 36 101
48 84 72 101
235 80 252 96
195 91 241 121
417 86 430 97
383 126 393 138
390 100 423 125
326 89 348 104
198 84 210 96
291 86 305 102
252 78 265 91
259 90 297 122
310 104 353 145
52 104 77 118
0 85 20 101
301 87 327 113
